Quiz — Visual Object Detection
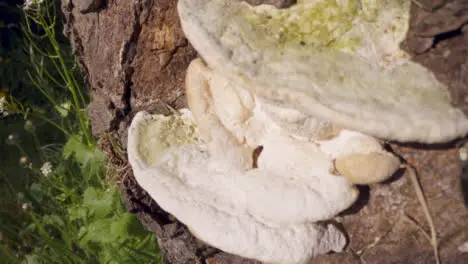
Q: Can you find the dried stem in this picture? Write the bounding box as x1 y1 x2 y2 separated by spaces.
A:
402 164 440 264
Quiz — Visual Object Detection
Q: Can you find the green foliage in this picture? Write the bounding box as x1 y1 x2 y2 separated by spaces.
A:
0 1 161 263
63 136 106 184
19 184 159 264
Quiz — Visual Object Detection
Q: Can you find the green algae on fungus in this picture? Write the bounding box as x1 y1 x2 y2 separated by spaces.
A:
243 0 359 47
137 112 199 165
178 0 468 143
242 0 410 59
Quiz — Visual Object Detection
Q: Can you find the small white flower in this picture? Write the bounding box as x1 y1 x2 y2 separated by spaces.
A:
22 203 29 211
24 120 35 133
6 134 18 145
55 101 71 117
20 156 29 165
0 96 8 116
40 162 53 176
19 157 32 169
23 0 44 10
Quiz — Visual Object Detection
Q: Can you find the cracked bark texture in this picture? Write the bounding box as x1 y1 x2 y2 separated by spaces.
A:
62 0 468 263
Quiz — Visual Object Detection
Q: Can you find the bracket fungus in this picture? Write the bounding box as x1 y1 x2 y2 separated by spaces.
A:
178 0 468 143
127 0 468 263
128 58 402 263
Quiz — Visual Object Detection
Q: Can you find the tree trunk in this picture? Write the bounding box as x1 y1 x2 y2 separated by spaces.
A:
62 0 468 263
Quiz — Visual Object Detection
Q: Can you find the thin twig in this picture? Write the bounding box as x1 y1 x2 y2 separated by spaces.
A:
403 164 440 264
402 212 432 242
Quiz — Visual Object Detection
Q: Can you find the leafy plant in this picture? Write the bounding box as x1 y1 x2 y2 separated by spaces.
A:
0 1 161 263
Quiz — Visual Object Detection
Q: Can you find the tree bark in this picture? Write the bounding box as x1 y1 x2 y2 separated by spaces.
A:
62 0 468 263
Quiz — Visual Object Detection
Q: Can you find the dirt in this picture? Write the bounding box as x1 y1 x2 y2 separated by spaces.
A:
62 0 468 263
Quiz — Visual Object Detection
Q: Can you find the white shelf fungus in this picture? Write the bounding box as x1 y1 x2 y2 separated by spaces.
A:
178 0 468 143
128 109 350 264
128 59 403 263
126 0 467 262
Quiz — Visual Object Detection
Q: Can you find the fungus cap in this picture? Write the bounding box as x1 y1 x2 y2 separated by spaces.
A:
178 0 468 143
127 58 405 263
127 109 355 263
188 57 401 185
